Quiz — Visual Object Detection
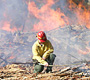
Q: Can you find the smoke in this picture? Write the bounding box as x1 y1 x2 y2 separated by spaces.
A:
0 0 69 32
0 0 28 31
0 0 90 32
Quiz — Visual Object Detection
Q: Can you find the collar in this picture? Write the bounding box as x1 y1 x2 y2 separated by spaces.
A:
37 40 44 47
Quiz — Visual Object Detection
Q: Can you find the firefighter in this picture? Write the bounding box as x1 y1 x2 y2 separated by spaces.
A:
32 31 56 74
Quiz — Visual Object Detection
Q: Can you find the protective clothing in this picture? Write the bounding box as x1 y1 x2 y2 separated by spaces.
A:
32 40 54 65
37 31 47 42
33 53 56 73
32 31 56 74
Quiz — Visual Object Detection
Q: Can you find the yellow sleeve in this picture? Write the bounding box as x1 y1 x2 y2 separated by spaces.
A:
43 41 54 59
32 43 47 65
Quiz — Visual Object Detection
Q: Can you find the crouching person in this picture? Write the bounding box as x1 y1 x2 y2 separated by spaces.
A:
32 31 56 75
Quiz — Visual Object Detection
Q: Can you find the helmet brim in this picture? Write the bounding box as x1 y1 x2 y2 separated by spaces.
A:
38 38 47 42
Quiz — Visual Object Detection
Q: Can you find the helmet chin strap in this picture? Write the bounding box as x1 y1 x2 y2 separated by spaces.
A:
38 40 45 45
38 40 43 43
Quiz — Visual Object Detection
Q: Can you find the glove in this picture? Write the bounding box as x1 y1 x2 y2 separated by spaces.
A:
42 57 48 66
44 62 49 66
42 57 46 60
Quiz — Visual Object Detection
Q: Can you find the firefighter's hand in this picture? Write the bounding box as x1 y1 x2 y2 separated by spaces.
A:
42 57 46 60
44 62 49 66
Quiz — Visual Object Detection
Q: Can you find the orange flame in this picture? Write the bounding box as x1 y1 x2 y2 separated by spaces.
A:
79 47 90 54
0 0 90 32
27 0 69 31
27 0 90 31
9 56 15 59
69 0 90 29
1 21 17 32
